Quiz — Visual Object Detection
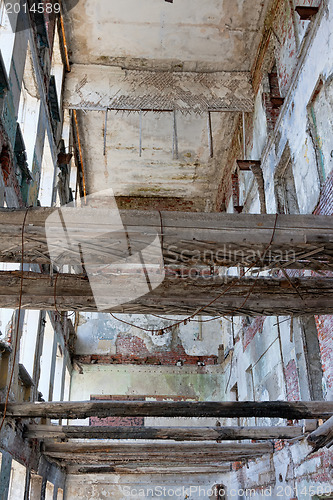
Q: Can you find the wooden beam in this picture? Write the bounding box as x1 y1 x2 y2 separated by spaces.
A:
0 209 333 271
307 416 333 451
45 450 269 462
66 464 231 474
44 452 268 463
3 400 332 420
25 425 302 441
43 442 272 454
0 271 332 316
43 443 274 467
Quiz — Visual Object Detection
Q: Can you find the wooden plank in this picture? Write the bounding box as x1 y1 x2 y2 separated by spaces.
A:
43 442 270 454
2 400 333 420
0 271 332 316
25 425 303 440
42 443 274 464
66 464 231 474
44 452 268 463
45 450 269 462
307 416 333 451
0 209 333 271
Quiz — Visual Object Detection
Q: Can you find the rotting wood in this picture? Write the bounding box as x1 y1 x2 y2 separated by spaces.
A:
2 400 332 420
44 452 268 463
42 442 273 465
43 442 273 454
307 416 333 451
0 209 333 271
66 464 232 475
25 424 302 441
0 271 332 316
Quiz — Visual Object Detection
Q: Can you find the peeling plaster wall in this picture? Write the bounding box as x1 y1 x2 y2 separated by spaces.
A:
64 0 272 209
74 104 237 210
64 0 332 496
75 313 224 359
66 472 228 500
216 0 333 493
70 364 224 406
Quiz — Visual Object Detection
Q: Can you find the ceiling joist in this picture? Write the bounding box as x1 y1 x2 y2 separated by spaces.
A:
2 400 333 420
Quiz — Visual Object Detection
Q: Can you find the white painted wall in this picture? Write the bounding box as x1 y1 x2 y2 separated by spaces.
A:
0 2 16 76
38 315 55 401
19 309 40 378
39 131 56 206
7 460 26 500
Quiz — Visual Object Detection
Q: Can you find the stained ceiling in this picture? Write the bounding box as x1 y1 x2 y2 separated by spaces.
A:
63 0 272 210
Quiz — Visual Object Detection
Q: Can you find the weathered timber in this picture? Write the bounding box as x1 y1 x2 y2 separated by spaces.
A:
66 464 231 475
0 271 332 316
26 425 302 441
0 209 333 271
42 443 274 465
44 451 269 463
307 416 333 451
43 442 272 454
2 400 332 420
44 452 267 463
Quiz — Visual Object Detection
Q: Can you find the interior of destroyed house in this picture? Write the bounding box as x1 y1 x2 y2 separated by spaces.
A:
0 0 333 498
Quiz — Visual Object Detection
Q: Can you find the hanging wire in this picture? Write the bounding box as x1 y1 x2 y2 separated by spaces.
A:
108 214 279 334
0 208 30 433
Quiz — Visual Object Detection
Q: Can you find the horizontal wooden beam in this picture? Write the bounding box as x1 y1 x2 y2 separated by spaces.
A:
66 464 231 475
42 440 274 469
45 453 267 464
26 425 302 441
3 400 332 420
0 271 332 316
43 442 272 454
45 450 270 462
0 209 332 271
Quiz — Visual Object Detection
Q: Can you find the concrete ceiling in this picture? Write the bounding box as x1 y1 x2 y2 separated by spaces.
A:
64 0 270 71
64 0 271 209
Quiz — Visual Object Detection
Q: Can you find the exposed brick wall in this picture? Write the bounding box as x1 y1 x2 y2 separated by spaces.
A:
315 312 333 397
284 359 301 401
314 170 333 215
0 132 24 206
115 196 197 212
89 395 144 427
242 317 265 351
263 72 283 133
313 170 333 397
75 331 218 366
